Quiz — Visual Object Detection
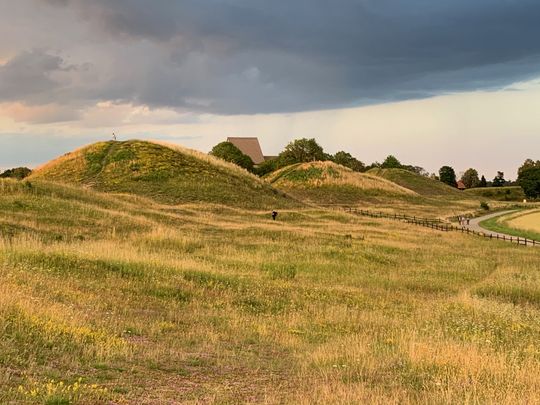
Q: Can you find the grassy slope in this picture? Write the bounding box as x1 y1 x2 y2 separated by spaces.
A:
267 163 502 219
267 161 420 205
29 140 294 209
465 186 526 202
2 179 540 403
480 209 540 241
368 168 463 196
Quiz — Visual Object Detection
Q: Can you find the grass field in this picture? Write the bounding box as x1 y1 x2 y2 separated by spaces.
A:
2 178 540 403
480 210 540 241
509 210 540 233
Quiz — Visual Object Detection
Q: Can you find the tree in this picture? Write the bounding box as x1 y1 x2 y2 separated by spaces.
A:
460 168 480 189
439 166 457 187
479 175 487 188
518 159 540 177
380 155 402 169
210 142 254 172
332 151 365 172
492 171 506 187
517 159 540 199
0 167 32 180
518 167 540 199
278 138 325 166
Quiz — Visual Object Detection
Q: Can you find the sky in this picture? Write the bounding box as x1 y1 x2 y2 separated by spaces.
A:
1 0 540 180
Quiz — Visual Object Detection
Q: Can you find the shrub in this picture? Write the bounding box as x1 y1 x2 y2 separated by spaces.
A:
0 167 32 180
210 142 254 172
480 201 490 210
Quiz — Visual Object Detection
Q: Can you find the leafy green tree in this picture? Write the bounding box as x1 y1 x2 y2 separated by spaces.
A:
278 138 325 166
210 142 254 172
479 175 487 188
461 168 480 188
332 151 365 172
492 171 506 187
518 160 540 199
380 155 402 169
518 159 540 177
439 166 457 187
0 167 32 180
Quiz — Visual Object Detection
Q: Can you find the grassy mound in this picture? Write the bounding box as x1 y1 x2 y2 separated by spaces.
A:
465 186 526 202
368 168 462 196
267 161 416 205
30 140 293 208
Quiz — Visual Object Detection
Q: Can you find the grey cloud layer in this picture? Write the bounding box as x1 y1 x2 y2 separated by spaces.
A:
2 0 540 115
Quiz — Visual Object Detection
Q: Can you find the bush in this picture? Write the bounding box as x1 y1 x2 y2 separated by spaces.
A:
480 201 490 211
0 167 32 180
210 142 254 172
254 158 280 177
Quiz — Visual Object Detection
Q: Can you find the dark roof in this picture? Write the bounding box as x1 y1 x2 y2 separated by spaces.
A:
227 137 265 164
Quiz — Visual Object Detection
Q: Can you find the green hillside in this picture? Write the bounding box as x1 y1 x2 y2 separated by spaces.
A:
464 186 526 201
368 168 462 196
267 161 416 205
29 140 293 208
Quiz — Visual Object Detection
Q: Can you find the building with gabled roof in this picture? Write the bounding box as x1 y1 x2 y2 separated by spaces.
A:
227 137 265 164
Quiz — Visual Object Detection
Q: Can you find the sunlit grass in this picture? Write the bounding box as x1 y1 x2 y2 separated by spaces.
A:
1 179 539 403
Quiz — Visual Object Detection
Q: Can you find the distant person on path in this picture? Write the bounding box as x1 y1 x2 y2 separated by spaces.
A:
466 217 470 226
272 210 278 221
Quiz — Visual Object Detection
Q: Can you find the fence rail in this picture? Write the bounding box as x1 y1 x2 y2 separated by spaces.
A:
343 207 540 247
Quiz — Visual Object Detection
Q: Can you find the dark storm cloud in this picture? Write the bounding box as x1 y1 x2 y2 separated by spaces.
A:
0 50 67 101
6 0 540 114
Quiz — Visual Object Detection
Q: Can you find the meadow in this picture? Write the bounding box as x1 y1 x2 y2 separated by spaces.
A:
2 178 540 404
480 209 540 242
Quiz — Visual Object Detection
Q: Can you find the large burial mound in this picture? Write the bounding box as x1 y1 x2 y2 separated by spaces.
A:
30 140 293 208
368 168 462 197
266 161 416 205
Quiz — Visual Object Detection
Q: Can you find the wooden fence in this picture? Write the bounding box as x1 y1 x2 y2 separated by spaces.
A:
343 207 540 247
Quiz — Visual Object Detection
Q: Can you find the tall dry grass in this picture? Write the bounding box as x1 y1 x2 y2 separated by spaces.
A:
1 179 540 403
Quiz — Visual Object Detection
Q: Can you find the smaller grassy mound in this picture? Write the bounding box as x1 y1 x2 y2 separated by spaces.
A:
267 162 415 205
464 186 526 202
30 140 294 208
368 168 462 196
